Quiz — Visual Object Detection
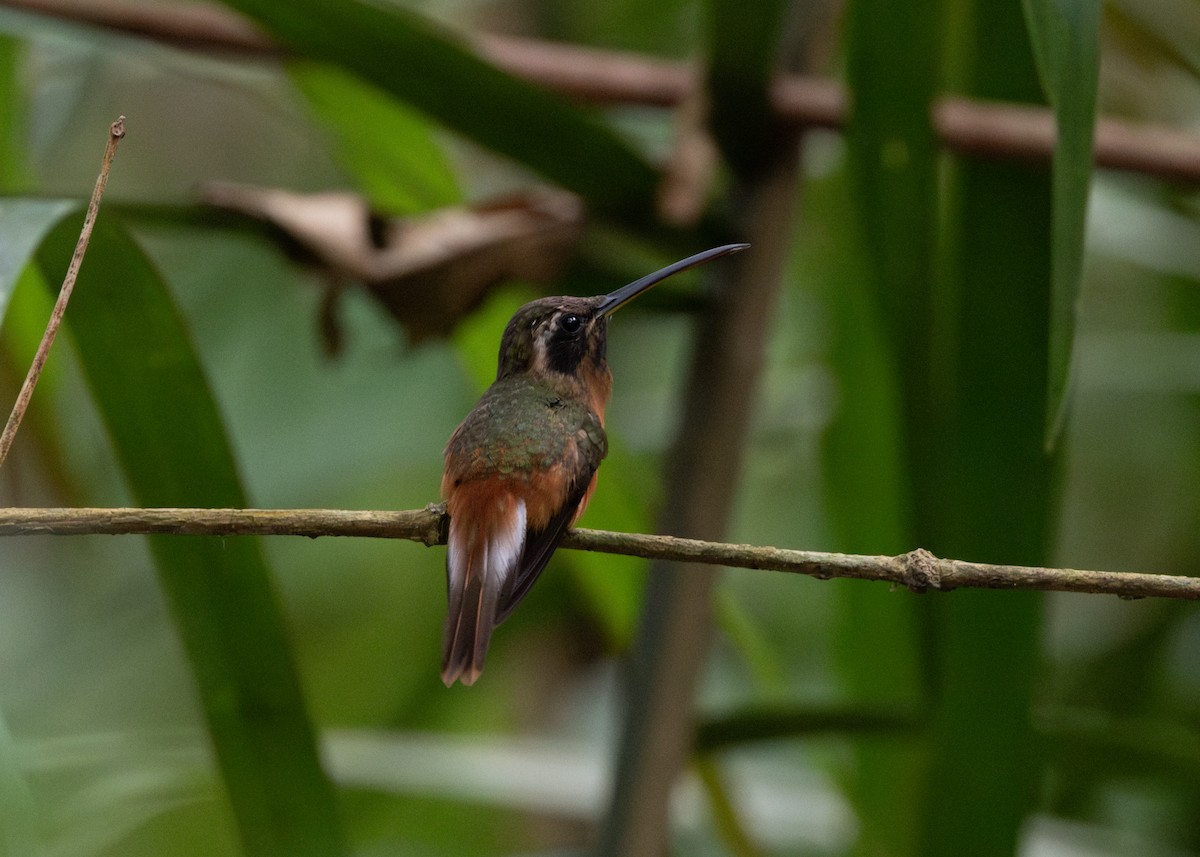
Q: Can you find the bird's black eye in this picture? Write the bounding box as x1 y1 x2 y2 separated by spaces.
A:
560 314 582 334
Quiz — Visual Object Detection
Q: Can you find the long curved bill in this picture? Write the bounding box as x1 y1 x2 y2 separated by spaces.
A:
596 243 750 318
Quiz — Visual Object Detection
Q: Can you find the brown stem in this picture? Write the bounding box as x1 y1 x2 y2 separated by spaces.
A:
0 116 125 469
4 0 1200 182
597 143 802 856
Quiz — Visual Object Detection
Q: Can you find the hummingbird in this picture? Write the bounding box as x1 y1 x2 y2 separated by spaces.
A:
440 243 749 686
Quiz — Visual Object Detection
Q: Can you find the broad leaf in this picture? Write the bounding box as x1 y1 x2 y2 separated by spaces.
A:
914 3 1055 856
36 215 347 857
220 0 661 222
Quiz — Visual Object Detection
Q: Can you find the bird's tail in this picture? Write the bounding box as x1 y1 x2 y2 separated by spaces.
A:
441 490 527 686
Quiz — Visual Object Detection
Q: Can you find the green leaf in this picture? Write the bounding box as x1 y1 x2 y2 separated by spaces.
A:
695 703 917 753
840 0 942 852
0 198 76 319
843 0 941 475
288 60 461 215
1020 0 1101 445
36 215 347 857
1037 707 1200 789
219 0 661 222
913 3 1056 855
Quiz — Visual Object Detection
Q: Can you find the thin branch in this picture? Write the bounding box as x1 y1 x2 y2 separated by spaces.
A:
0 116 125 469
4 0 1200 183
0 506 1196 601
0 506 447 541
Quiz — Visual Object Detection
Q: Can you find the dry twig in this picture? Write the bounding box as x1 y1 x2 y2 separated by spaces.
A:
0 505 1196 601
0 116 125 469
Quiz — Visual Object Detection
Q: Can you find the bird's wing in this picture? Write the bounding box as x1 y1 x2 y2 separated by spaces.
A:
494 472 592 625
496 410 606 624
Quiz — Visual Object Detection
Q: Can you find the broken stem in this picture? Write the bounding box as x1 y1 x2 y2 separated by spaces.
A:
0 115 126 468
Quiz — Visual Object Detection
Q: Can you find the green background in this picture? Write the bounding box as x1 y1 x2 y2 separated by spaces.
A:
1 1 1198 856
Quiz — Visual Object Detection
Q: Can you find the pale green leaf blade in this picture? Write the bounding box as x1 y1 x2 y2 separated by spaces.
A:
1021 0 1101 445
0 199 76 319
289 60 461 215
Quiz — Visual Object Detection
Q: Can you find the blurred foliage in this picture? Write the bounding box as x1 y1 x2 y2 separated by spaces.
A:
287 61 463 216
0 0 1198 856
1023 0 1101 442
38 213 347 857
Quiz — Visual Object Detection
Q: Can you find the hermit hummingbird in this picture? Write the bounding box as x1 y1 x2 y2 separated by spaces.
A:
439 243 749 686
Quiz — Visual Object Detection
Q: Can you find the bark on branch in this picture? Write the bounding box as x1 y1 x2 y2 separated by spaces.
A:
0 506 1196 601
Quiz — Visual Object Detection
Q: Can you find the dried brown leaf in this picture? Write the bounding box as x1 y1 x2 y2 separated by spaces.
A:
201 182 586 342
